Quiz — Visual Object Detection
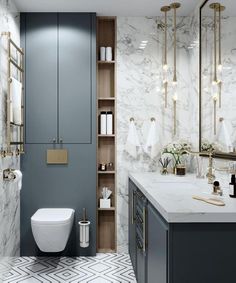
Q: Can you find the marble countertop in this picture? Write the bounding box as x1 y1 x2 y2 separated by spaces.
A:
129 172 236 223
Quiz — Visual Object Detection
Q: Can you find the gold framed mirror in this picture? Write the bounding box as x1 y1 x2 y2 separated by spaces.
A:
200 0 236 160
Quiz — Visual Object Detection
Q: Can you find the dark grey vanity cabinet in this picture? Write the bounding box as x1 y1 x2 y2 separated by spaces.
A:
147 203 168 283
22 13 94 144
129 180 137 273
129 179 236 283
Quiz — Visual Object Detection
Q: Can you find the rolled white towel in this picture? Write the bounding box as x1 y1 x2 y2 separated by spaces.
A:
144 119 159 159
125 120 141 159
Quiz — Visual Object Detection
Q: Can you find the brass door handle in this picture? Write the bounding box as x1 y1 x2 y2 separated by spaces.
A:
131 190 136 224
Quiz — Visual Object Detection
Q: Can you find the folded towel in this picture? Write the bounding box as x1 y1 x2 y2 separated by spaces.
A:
215 119 233 152
144 119 159 159
10 77 22 125
125 120 141 159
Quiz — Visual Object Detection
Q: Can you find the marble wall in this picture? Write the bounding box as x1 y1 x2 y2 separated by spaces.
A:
116 12 199 252
0 0 20 280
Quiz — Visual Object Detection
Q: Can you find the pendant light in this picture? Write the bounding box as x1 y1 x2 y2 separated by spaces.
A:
161 5 171 108
170 2 181 136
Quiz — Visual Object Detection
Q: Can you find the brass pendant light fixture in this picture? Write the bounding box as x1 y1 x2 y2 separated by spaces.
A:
161 5 171 108
170 2 181 136
210 2 225 134
170 2 181 85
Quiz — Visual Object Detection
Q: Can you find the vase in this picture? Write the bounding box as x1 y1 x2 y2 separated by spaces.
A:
174 164 186 176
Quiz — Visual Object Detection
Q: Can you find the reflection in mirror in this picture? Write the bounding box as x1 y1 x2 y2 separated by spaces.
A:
200 0 236 158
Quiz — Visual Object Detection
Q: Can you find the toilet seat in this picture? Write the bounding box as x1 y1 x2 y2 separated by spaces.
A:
31 208 74 225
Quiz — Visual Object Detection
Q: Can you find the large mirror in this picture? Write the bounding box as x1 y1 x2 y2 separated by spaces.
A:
200 0 236 159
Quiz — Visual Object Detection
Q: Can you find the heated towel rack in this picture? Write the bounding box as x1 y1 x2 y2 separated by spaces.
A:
1 32 24 156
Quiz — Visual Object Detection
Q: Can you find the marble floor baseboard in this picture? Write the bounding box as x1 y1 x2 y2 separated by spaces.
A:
2 253 136 283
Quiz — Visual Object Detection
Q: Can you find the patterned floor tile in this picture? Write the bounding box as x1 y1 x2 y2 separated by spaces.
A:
3 254 137 283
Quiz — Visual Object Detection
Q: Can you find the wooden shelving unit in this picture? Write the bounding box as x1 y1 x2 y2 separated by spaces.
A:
97 17 117 253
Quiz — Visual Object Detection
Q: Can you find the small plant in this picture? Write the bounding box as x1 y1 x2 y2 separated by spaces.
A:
162 141 191 168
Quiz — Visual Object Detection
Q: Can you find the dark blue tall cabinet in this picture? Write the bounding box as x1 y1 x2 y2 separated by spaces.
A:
20 13 97 256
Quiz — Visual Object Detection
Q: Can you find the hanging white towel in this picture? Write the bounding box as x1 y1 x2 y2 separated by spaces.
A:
215 119 233 152
125 120 141 159
144 119 159 159
10 77 22 125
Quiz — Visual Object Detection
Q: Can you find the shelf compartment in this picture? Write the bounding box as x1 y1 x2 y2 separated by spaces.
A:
98 97 115 101
98 210 115 251
98 64 115 99
98 174 115 207
98 138 115 165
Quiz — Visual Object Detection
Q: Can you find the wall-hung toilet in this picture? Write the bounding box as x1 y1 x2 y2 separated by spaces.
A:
31 208 75 252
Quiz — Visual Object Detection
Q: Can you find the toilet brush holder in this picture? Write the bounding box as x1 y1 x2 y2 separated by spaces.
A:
79 208 90 248
79 220 90 248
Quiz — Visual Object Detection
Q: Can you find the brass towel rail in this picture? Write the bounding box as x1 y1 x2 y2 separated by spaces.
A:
1 32 25 156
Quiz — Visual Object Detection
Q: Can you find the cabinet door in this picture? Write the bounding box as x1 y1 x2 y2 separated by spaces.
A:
129 180 137 273
147 203 168 283
58 13 94 144
24 13 58 143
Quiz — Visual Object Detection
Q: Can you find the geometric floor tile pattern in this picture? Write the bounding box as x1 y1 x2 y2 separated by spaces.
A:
3 254 137 283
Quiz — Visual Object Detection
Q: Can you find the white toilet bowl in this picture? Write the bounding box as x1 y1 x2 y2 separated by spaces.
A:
31 208 75 252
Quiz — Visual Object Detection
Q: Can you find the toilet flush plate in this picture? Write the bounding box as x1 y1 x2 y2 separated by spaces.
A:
47 149 68 164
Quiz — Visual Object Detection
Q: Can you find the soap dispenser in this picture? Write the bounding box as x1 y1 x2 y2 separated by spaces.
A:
229 174 236 198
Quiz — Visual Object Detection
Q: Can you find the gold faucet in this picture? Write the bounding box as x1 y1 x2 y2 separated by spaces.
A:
181 149 215 184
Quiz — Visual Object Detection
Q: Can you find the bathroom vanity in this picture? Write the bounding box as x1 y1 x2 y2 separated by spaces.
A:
129 173 236 283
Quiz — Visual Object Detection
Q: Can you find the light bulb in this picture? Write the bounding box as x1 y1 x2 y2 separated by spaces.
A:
172 80 177 86
173 93 178 101
212 80 217 86
163 64 168 71
218 64 222 71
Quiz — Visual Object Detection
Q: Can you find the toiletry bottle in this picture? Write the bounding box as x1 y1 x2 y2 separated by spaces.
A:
100 111 107 135
106 111 113 135
229 174 236 198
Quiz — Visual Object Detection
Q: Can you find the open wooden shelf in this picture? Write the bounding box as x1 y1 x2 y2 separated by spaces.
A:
98 134 115 137
97 16 117 253
98 61 115 64
98 207 116 211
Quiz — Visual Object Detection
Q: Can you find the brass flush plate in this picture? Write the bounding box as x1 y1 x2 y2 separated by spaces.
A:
47 149 68 164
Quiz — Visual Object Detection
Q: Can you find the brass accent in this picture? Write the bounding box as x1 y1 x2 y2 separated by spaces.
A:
173 99 177 135
170 2 181 84
218 80 222 108
213 97 217 135
131 190 136 225
47 149 68 164
210 3 220 83
181 149 215 184
2 32 25 154
161 6 171 108
164 81 168 108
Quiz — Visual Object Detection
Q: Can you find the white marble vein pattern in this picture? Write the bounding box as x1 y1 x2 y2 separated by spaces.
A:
116 14 200 252
0 0 20 281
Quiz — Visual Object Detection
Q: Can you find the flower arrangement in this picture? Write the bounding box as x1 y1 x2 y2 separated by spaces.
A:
201 141 218 152
162 141 191 168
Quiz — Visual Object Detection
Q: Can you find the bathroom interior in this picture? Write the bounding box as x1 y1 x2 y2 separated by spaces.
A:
1 0 236 282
